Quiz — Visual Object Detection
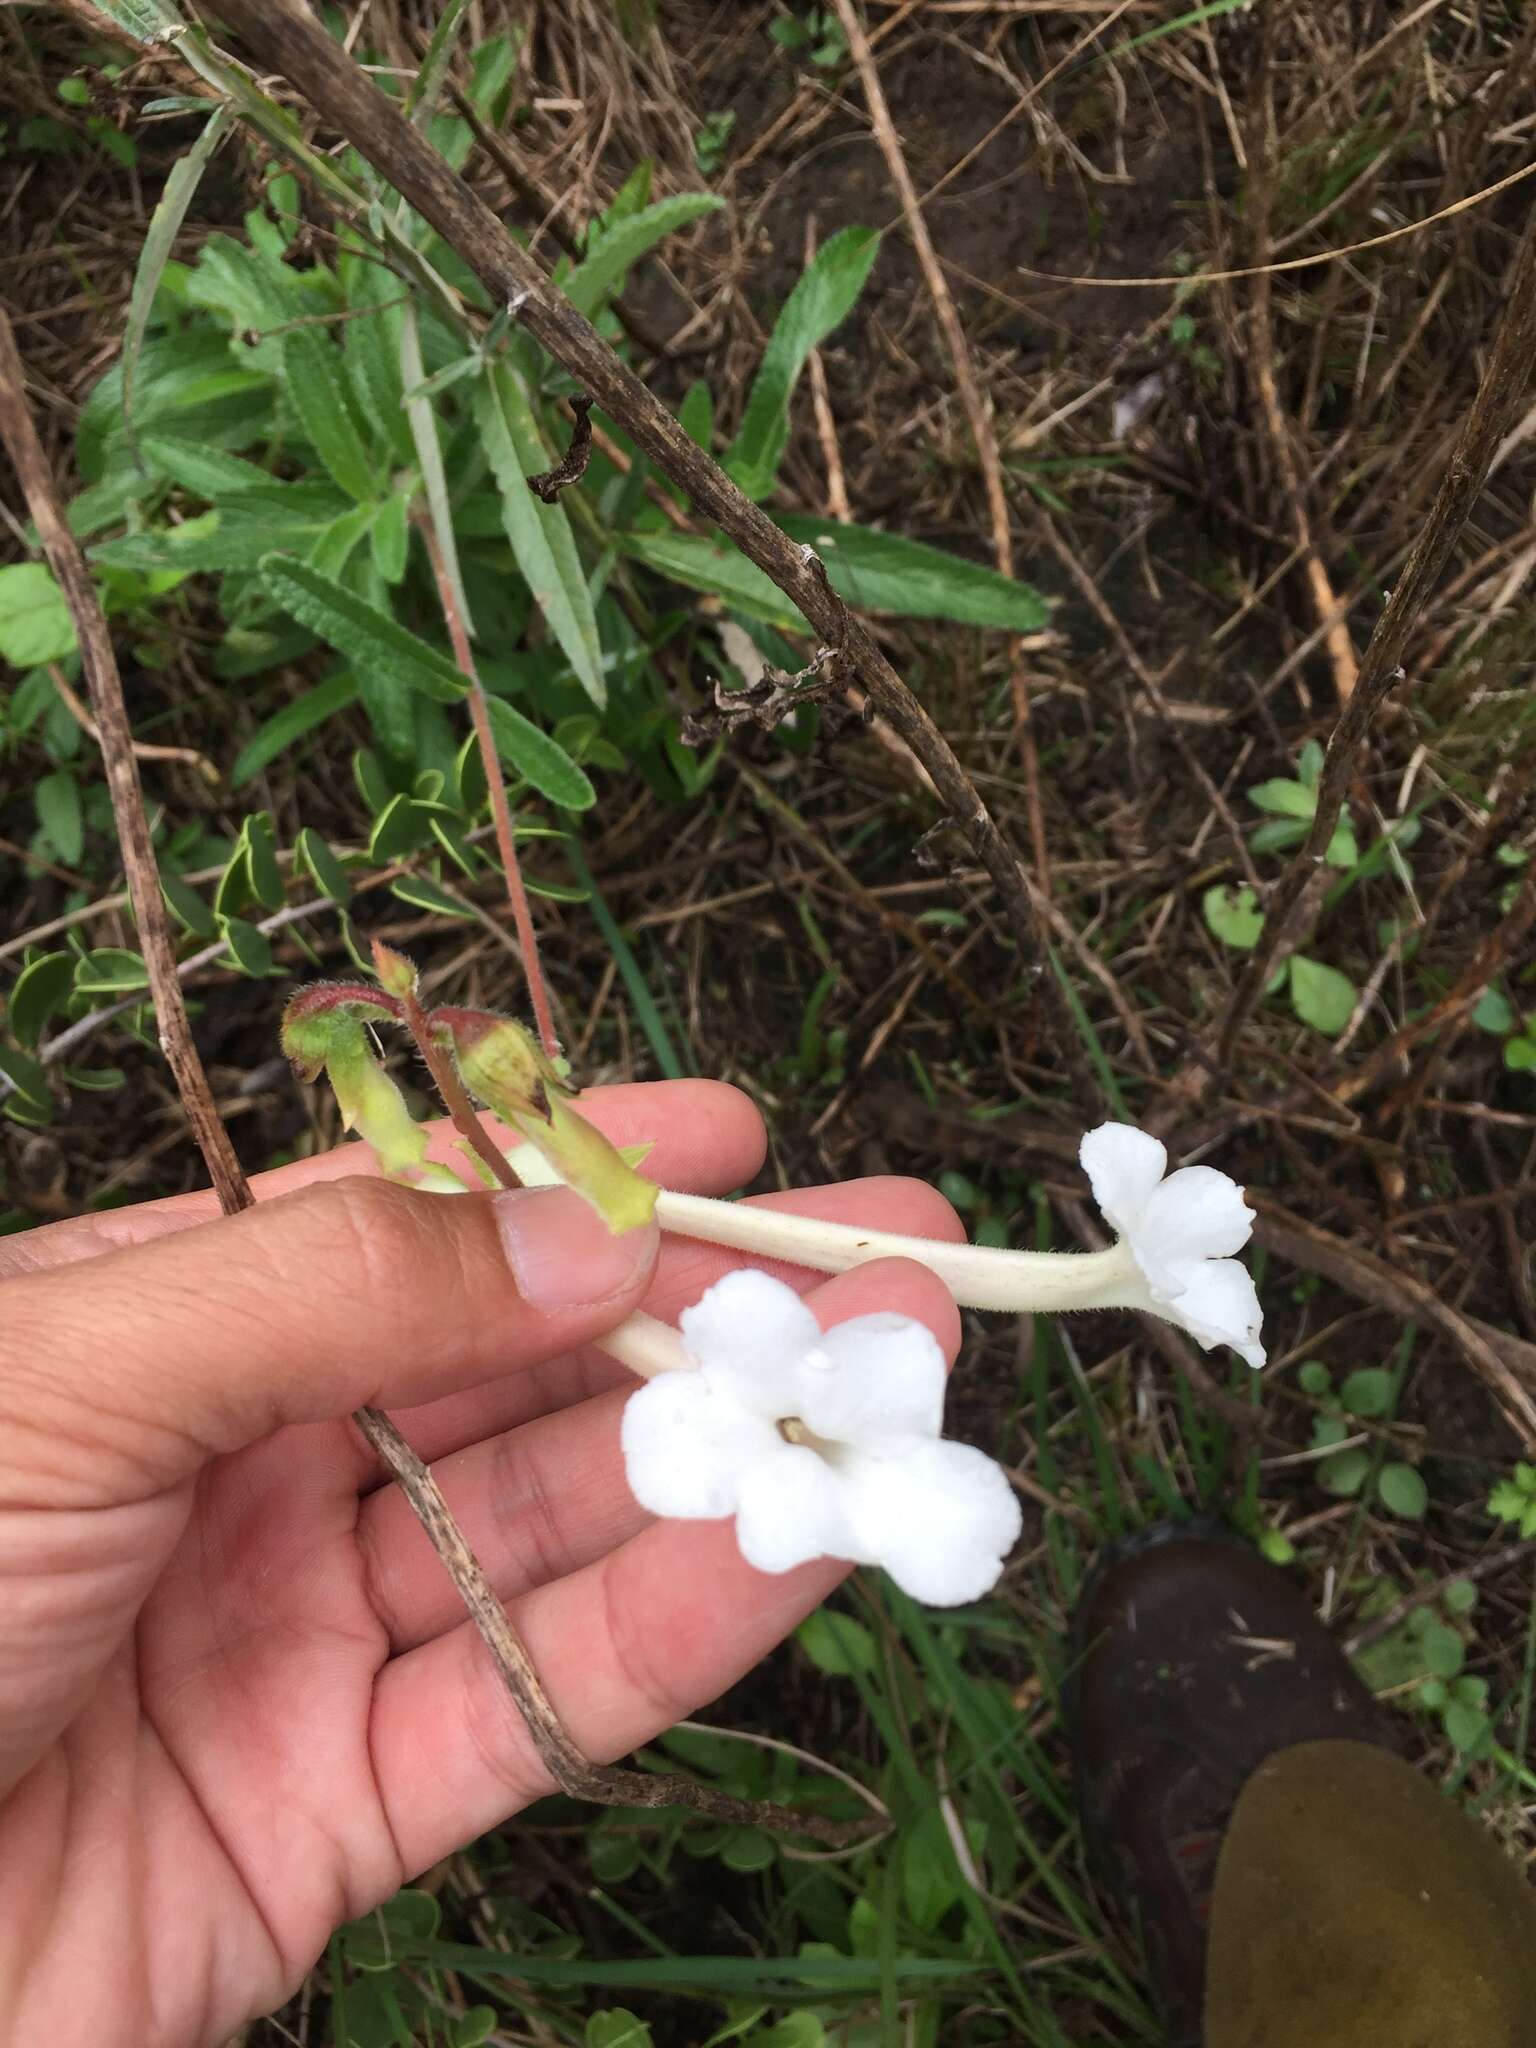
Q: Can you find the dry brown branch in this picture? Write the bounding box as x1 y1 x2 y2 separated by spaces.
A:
1218 200 1536 1070
199 0 1086 1091
0 307 863 1848
0 307 249 1213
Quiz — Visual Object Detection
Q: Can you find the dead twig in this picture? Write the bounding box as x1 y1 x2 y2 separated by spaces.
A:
0 308 247 1212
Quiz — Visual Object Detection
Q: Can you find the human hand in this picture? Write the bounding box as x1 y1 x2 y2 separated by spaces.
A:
0 1079 962 2047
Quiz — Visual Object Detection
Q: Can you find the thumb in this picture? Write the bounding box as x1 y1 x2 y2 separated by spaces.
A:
0 1176 658 1502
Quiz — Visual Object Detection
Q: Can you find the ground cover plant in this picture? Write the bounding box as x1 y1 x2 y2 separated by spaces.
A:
4 1 1536 2042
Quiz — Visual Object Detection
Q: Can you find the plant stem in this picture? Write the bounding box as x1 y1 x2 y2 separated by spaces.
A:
417 516 561 1060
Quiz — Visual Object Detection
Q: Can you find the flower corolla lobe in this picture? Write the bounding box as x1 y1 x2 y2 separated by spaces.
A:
620 1269 1021 1605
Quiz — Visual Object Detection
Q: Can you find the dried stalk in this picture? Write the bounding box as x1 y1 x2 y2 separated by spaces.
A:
199 0 1063 1059
1219 199 1536 1069
0 310 249 1215
0 308 863 1848
416 516 560 1059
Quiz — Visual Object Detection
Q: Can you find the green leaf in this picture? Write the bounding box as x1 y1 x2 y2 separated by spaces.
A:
718 1827 775 1873
795 1609 876 1676
563 193 722 318
161 874 217 937
258 555 468 703
232 670 360 787
73 946 150 995
1298 1359 1333 1397
62 1063 127 1092
1318 1448 1370 1497
727 226 880 498
1420 1622 1464 1679
369 794 436 861
1442 1701 1490 1754
7 952 75 1046
585 2013 654 2048
1443 1579 1478 1617
484 698 596 810
623 519 1049 632
1325 816 1359 868
1489 1477 1531 1524
1376 1463 1428 1520
0 563 77 665
0 1044 53 1120
398 302 474 639
679 378 713 450
139 433 275 499
213 841 254 921
1248 777 1316 821
1289 955 1356 1036
475 365 606 707
36 769 83 866
1473 987 1516 1035
1503 1035 1536 1073
296 826 352 905
220 915 274 976
1203 883 1263 951
244 811 285 910
283 327 378 502
391 874 477 919
1339 1367 1393 1419
122 105 232 459
369 493 410 585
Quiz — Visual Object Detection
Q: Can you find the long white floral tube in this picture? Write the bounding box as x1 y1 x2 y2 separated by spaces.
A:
501 1120 1266 1369
653 1188 1132 1313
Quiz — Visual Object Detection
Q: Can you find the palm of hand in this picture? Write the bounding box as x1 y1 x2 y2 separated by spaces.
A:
0 1082 961 2048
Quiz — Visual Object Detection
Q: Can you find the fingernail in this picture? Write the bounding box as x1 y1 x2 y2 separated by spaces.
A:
493 1185 656 1312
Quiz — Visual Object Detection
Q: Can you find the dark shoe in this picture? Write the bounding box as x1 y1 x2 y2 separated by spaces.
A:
1066 1519 1401 2047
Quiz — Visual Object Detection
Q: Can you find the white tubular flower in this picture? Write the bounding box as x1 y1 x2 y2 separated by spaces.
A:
619 1269 1022 1607
1078 1123 1265 1369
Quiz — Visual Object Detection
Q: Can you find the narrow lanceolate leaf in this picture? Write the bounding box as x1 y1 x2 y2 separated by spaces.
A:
726 226 880 500
619 519 1050 633
485 696 596 811
258 554 468 702
562 193 722 319
123 103 232 462
476 363 606 707
399 303 473 636
405 0 474 121
283 327 379 502
139 433 276 500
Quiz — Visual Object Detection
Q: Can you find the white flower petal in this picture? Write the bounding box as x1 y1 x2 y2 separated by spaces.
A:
1080 1123 1168 1237
1162 1256 1266 1369
841 1438 1022 1606
1135 1166 1254 1286
679 1267 822 1418
796 1312 947 1444
620 1371 780 1520
734 1443 855 1575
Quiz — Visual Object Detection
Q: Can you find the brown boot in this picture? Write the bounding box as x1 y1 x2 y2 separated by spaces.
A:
1066 1520 1400 2045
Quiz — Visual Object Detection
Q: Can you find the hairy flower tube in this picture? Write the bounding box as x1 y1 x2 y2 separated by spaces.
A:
612 1123 1266 1370
619 1269 1023 1606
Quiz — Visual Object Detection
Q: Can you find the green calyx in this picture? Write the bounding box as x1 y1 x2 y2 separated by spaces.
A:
435 1006 658 1233
281 965 658 1230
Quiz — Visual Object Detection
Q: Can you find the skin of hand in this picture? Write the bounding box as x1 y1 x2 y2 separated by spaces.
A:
0 1077 964 2048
